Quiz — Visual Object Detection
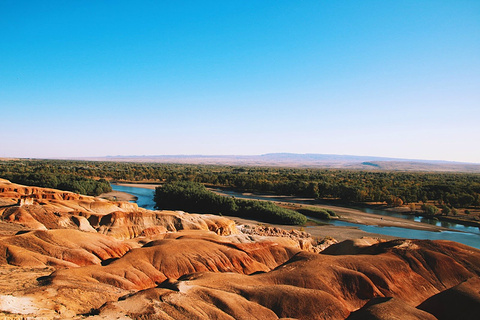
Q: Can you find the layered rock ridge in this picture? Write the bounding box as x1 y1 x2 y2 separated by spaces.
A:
0 179 238 238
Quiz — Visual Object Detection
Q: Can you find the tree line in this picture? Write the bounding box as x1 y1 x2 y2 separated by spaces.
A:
1 159 479 208
154 181 307 225
0 160 111 196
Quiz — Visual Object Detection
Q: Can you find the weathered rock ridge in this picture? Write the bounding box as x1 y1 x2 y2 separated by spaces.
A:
0 229 131 268
0 179 479 319
0 179 238 238
90 239 480 320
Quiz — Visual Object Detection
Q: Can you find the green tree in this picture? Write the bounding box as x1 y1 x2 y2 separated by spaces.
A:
441 205 451 215
422 204 439 216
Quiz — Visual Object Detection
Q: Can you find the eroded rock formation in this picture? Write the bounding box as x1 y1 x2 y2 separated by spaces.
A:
0 179 479 319
0 179 238 238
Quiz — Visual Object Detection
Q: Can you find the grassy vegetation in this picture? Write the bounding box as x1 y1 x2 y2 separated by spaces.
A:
154 181 307 225
296 207 337 220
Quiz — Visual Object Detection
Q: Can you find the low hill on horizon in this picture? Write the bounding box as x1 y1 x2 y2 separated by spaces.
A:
65 153 480 173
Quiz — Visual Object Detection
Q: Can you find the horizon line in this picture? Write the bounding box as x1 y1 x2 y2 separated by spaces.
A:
5 153 478 165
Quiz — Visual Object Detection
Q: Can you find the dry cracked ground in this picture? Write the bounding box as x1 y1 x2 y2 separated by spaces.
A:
0 178 479 319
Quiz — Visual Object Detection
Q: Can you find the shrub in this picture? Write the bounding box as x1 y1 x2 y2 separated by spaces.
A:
441 205 451 215
296 207 337 220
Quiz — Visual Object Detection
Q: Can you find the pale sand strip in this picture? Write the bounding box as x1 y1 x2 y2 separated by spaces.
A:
210 189 447 232
97 191 137 202
113 182 162 190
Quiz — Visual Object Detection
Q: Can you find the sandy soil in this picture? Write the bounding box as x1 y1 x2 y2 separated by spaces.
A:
306 204 446 232
0 294 42 315
97 191 138 202
0 267 58 318
0 267 54 295
0 221 29 237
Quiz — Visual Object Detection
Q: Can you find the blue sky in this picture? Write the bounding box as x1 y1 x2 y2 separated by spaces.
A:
1 1 479 162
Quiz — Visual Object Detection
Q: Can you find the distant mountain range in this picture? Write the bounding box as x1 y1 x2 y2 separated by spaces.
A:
69 153 480 173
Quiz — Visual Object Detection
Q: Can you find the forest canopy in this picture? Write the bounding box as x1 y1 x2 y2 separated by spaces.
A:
0 160 111 196
1 159 479 208
154 181 307 225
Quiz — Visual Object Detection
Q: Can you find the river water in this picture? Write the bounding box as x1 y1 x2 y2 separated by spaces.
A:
111 184 156 210
111 184 480 249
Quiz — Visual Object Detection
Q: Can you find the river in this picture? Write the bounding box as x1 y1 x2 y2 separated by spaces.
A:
111 184 480 249
111 183 156 210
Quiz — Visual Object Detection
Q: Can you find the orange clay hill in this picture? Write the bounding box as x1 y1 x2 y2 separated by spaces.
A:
0 178 479 319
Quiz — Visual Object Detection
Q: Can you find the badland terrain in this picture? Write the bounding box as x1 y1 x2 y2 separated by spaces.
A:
0 178 479 319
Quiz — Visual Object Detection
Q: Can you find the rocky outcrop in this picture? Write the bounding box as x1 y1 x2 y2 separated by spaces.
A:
91 210 238 239
0 180 238 238
235 223 338 252
20 237 476 319
0 180 89 202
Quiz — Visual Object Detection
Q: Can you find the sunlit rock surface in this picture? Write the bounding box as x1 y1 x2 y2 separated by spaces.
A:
0 179 479 319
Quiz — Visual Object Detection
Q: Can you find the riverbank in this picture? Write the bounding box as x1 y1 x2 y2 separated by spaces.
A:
112 182 162 190
97 191 137 202
108 183 399 241
343 201 480 229
298 203 447 232
109 182 480 249
99 182 161 201
209 188 451 233
111 182 447 233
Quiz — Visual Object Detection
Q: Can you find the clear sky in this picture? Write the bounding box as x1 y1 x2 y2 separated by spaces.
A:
1 1 479 162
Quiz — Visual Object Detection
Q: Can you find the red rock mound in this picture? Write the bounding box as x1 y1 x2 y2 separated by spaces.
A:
47 230 300 290
0 182 85 201
92 239 480 319
418 276 480 320
0 229 131 268
100 276 349 320
347 297 437 320
91 210 238 239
